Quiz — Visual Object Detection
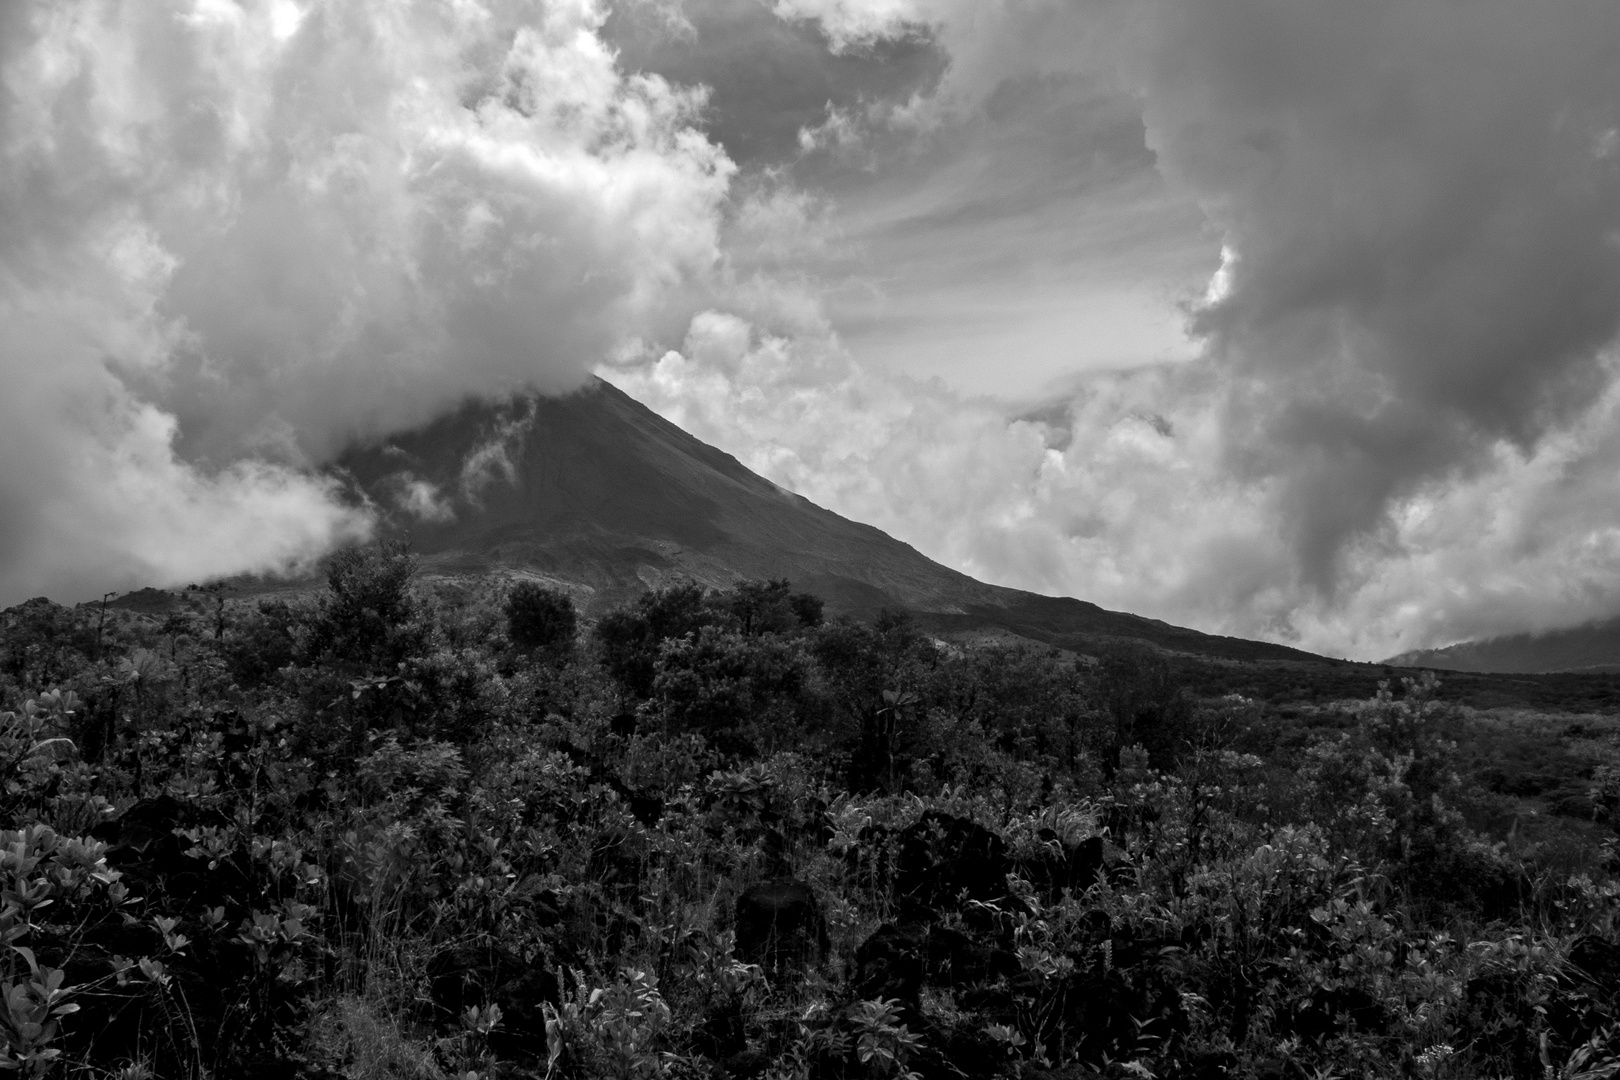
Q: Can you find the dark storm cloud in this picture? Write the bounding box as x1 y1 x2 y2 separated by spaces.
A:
1137 0 1620 586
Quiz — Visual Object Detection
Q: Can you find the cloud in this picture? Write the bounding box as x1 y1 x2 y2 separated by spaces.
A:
768 0 928 52
390 475 457 525
603 0 1620 658
604 0 947 168
459 400 537 506
1133 0 1620 587
612 0 1210 397
0 0 733 603
607 302 1620 660
754 0 1620 473
606 302 1292 645
12 0 1620 659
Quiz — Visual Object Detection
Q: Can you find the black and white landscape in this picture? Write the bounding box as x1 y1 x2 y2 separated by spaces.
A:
2 2 1620 1078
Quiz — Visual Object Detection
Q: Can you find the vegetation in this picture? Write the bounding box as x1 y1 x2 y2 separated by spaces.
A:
0 545 1616 1078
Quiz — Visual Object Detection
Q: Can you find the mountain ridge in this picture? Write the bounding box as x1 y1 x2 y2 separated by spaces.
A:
329 378 1319 664
1386 616 1620 674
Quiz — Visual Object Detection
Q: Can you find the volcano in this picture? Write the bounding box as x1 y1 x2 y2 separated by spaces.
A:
335 378 1314 663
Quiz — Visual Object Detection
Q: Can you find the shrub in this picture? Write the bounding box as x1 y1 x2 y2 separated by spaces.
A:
309 541 426 671
505 583 577 661
594 582 715 698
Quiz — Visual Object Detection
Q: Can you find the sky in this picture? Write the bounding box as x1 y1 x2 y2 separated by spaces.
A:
3 0 1620 660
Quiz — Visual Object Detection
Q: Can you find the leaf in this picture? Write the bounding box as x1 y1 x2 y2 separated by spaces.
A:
9 947 37 977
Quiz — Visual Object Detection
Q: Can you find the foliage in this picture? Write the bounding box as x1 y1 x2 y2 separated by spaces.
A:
0 552 1613 1077
504 584 577 661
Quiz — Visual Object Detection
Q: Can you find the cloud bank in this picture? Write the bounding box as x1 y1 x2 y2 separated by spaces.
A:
0 0 731 602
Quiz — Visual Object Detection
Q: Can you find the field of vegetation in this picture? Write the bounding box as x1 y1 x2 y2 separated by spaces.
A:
1 542 1617 1079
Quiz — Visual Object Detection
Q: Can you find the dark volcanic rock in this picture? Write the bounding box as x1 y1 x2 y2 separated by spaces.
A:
692 995 745 1059
1569 935 1620 992
735 878 827 980
721 1048 771 1079
926 924 1019 987
895 811 1011 909
855 921 929 1006
1019 832 1135 902
424 941 557 1063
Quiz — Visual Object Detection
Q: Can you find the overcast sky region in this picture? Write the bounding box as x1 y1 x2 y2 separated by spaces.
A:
4 0 1620 660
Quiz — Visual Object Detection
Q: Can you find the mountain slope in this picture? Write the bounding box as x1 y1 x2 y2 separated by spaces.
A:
1387 617 1620 674
335 379 1316 663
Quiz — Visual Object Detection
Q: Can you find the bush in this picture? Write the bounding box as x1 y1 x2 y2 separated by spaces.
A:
309 541 426 671
505 583 577 661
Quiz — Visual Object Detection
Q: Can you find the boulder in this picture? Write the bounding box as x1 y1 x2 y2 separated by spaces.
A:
854 922 929 1005
721 1048 771 1079
735 878 827 980
691 995 745 1059
926 925 1019 987
1569 935 1620 993
895 812 1010 909
424 942 556 1064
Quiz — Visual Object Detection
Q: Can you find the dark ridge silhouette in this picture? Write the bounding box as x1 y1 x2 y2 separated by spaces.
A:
334 378 1317 663
1387 616 1620 674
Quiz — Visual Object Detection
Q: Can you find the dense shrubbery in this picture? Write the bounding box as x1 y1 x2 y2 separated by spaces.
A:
0 547 1617 1078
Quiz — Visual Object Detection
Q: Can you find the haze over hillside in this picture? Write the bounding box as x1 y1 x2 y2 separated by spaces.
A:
332 380 1314 664
1387 618 1620 674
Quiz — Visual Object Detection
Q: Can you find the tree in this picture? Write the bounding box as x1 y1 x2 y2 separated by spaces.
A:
1093 644 1193 771
594 582 716 698
505 582 577 661
309 540 425 671
811 611 936 791
723 579 825 633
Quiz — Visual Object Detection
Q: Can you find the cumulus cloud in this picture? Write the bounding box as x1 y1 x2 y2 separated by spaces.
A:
607 302 1620 659
0 0 732 602
606 301 1292 644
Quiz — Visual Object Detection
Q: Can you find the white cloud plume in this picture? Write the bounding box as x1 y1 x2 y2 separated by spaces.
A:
0 0 732 602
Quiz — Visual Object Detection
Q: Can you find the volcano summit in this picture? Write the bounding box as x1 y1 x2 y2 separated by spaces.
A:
334 379 1311 664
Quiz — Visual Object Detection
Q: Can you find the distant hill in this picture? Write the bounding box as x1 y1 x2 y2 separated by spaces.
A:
1387 617 1620 674
331 378 1316 664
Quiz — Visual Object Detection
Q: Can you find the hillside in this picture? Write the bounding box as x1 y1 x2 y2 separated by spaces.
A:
333 378 1316 664
1388 616 1620 674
